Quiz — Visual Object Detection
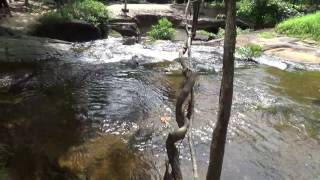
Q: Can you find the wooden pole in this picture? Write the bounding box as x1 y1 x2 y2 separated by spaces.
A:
122 0 129 16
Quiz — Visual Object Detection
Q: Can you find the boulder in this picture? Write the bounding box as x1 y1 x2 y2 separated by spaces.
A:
190 18 252 33
32 22 103 42
109 17 139 24
175 0 184 4
135 14 183 27
194 34 214 42
109 22 141 41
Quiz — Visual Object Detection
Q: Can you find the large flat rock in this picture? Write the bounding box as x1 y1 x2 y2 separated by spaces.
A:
108 4 224 27
237 30 320 64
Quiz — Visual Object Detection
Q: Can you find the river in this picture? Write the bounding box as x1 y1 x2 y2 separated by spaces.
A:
0 37 319 180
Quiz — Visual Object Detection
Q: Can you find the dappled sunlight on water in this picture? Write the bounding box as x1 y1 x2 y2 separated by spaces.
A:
0 39 320 179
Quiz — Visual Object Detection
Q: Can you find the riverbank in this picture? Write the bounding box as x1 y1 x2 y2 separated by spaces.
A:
237 29 320 64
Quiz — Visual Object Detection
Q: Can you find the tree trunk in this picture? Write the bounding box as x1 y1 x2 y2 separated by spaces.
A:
24 0 29 6
206 0 236 179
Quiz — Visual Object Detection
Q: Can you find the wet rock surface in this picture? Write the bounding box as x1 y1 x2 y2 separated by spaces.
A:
0 36 75 63
109 21 141 40
0 26 20 36
0 35 319 71
237 30 320 67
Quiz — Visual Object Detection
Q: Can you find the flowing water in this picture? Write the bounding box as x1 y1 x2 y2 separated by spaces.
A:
0 38 319 180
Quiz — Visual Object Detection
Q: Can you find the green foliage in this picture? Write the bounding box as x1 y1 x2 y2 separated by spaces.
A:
216 27 252 38
210 1 224 8
39 10 72 24
217 27 225 38
147 18 176 40
39 0 109 26
216 14 225 20
259 31 276 38
237 43 263 59
237 27 252 34
237 0 301 27
290 0 319 6
0 168 8 180
276 12 320 42
197 30 214 37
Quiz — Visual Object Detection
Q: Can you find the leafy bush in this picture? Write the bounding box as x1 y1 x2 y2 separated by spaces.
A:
237 43 263 59
217 27 225 38
39 0 109 26
276 12 320 42
197 30 214 36
147 18 176 40
237 0 301 28
39 10 72 24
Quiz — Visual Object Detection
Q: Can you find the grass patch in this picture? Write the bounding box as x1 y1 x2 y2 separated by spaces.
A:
147 18 176 40
275 12 320 42
237 43 263 59
39 0 109 26
259 31 276 39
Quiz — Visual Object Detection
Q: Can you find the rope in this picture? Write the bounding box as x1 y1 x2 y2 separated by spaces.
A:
164 0 201 179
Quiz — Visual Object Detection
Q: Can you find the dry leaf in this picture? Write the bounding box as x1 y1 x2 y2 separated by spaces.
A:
160 113 170 126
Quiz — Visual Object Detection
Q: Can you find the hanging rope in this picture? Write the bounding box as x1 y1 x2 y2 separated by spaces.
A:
164 0 201 180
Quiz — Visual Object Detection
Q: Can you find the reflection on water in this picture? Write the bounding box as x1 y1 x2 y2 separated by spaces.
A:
59 134 159 180
0 40 320 179
0 85 84 180
0 64 158 180
266 67 320 104
265 67 320 140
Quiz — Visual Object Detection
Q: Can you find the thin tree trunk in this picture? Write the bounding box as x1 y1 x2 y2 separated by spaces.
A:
206 0 236 179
